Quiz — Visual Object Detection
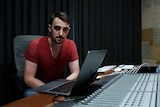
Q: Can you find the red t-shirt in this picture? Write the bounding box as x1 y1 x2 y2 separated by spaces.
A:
24 36 78 83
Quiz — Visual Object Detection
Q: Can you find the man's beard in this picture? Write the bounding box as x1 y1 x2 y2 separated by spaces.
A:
54 35 64 44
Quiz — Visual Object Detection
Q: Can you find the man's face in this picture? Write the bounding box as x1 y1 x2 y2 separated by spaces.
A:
48 17 70 44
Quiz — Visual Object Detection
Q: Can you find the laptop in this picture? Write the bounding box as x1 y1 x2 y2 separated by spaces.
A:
32 49 107 96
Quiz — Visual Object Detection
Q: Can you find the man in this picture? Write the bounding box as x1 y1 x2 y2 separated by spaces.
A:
24 12 80 96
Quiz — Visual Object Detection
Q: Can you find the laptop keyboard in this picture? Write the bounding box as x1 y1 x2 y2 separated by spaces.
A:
49 81 75 94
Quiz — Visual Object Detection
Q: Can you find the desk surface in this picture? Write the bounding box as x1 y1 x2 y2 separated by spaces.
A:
3 70 116 107
3 93 56 107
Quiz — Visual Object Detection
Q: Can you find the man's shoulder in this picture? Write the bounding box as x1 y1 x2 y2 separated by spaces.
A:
64 39 75 44
63 39 77 51
30 36 47 45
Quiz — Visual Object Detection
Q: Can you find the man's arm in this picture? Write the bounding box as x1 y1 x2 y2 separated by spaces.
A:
24 60 45 88
66 59 80 81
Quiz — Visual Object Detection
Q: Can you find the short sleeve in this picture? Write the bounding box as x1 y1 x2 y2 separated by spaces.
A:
24 39 40 63
68 41 79 62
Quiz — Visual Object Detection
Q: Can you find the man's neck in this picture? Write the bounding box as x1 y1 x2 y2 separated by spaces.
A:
48 37 62 51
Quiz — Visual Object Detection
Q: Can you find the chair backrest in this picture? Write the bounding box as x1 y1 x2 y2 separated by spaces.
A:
13 35 43 91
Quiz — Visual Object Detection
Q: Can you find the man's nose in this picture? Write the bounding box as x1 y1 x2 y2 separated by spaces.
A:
59 29 64 35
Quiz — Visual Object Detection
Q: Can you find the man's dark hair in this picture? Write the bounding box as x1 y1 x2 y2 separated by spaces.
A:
49 12 70 25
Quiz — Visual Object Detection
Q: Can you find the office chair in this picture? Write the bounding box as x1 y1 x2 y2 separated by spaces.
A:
13 35 43 92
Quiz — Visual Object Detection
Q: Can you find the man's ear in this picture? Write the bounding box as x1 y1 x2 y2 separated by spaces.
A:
48 24 51 32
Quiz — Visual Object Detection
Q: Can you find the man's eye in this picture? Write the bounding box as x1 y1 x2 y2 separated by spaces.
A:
63 27 69 32
54 26 61 31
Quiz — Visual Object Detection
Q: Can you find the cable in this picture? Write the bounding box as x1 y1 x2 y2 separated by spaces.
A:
52 95 85 102
52 94 60 102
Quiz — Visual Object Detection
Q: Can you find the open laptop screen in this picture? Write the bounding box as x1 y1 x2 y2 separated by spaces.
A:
70 49 107 96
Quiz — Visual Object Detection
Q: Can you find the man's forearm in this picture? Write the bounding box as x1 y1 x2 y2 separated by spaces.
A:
66 72 79 81
24 77 45 88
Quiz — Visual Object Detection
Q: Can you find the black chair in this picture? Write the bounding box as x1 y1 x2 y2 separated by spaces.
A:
13 35 43 92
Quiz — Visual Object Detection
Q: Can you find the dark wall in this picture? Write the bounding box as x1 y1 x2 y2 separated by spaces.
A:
0 0 141 106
